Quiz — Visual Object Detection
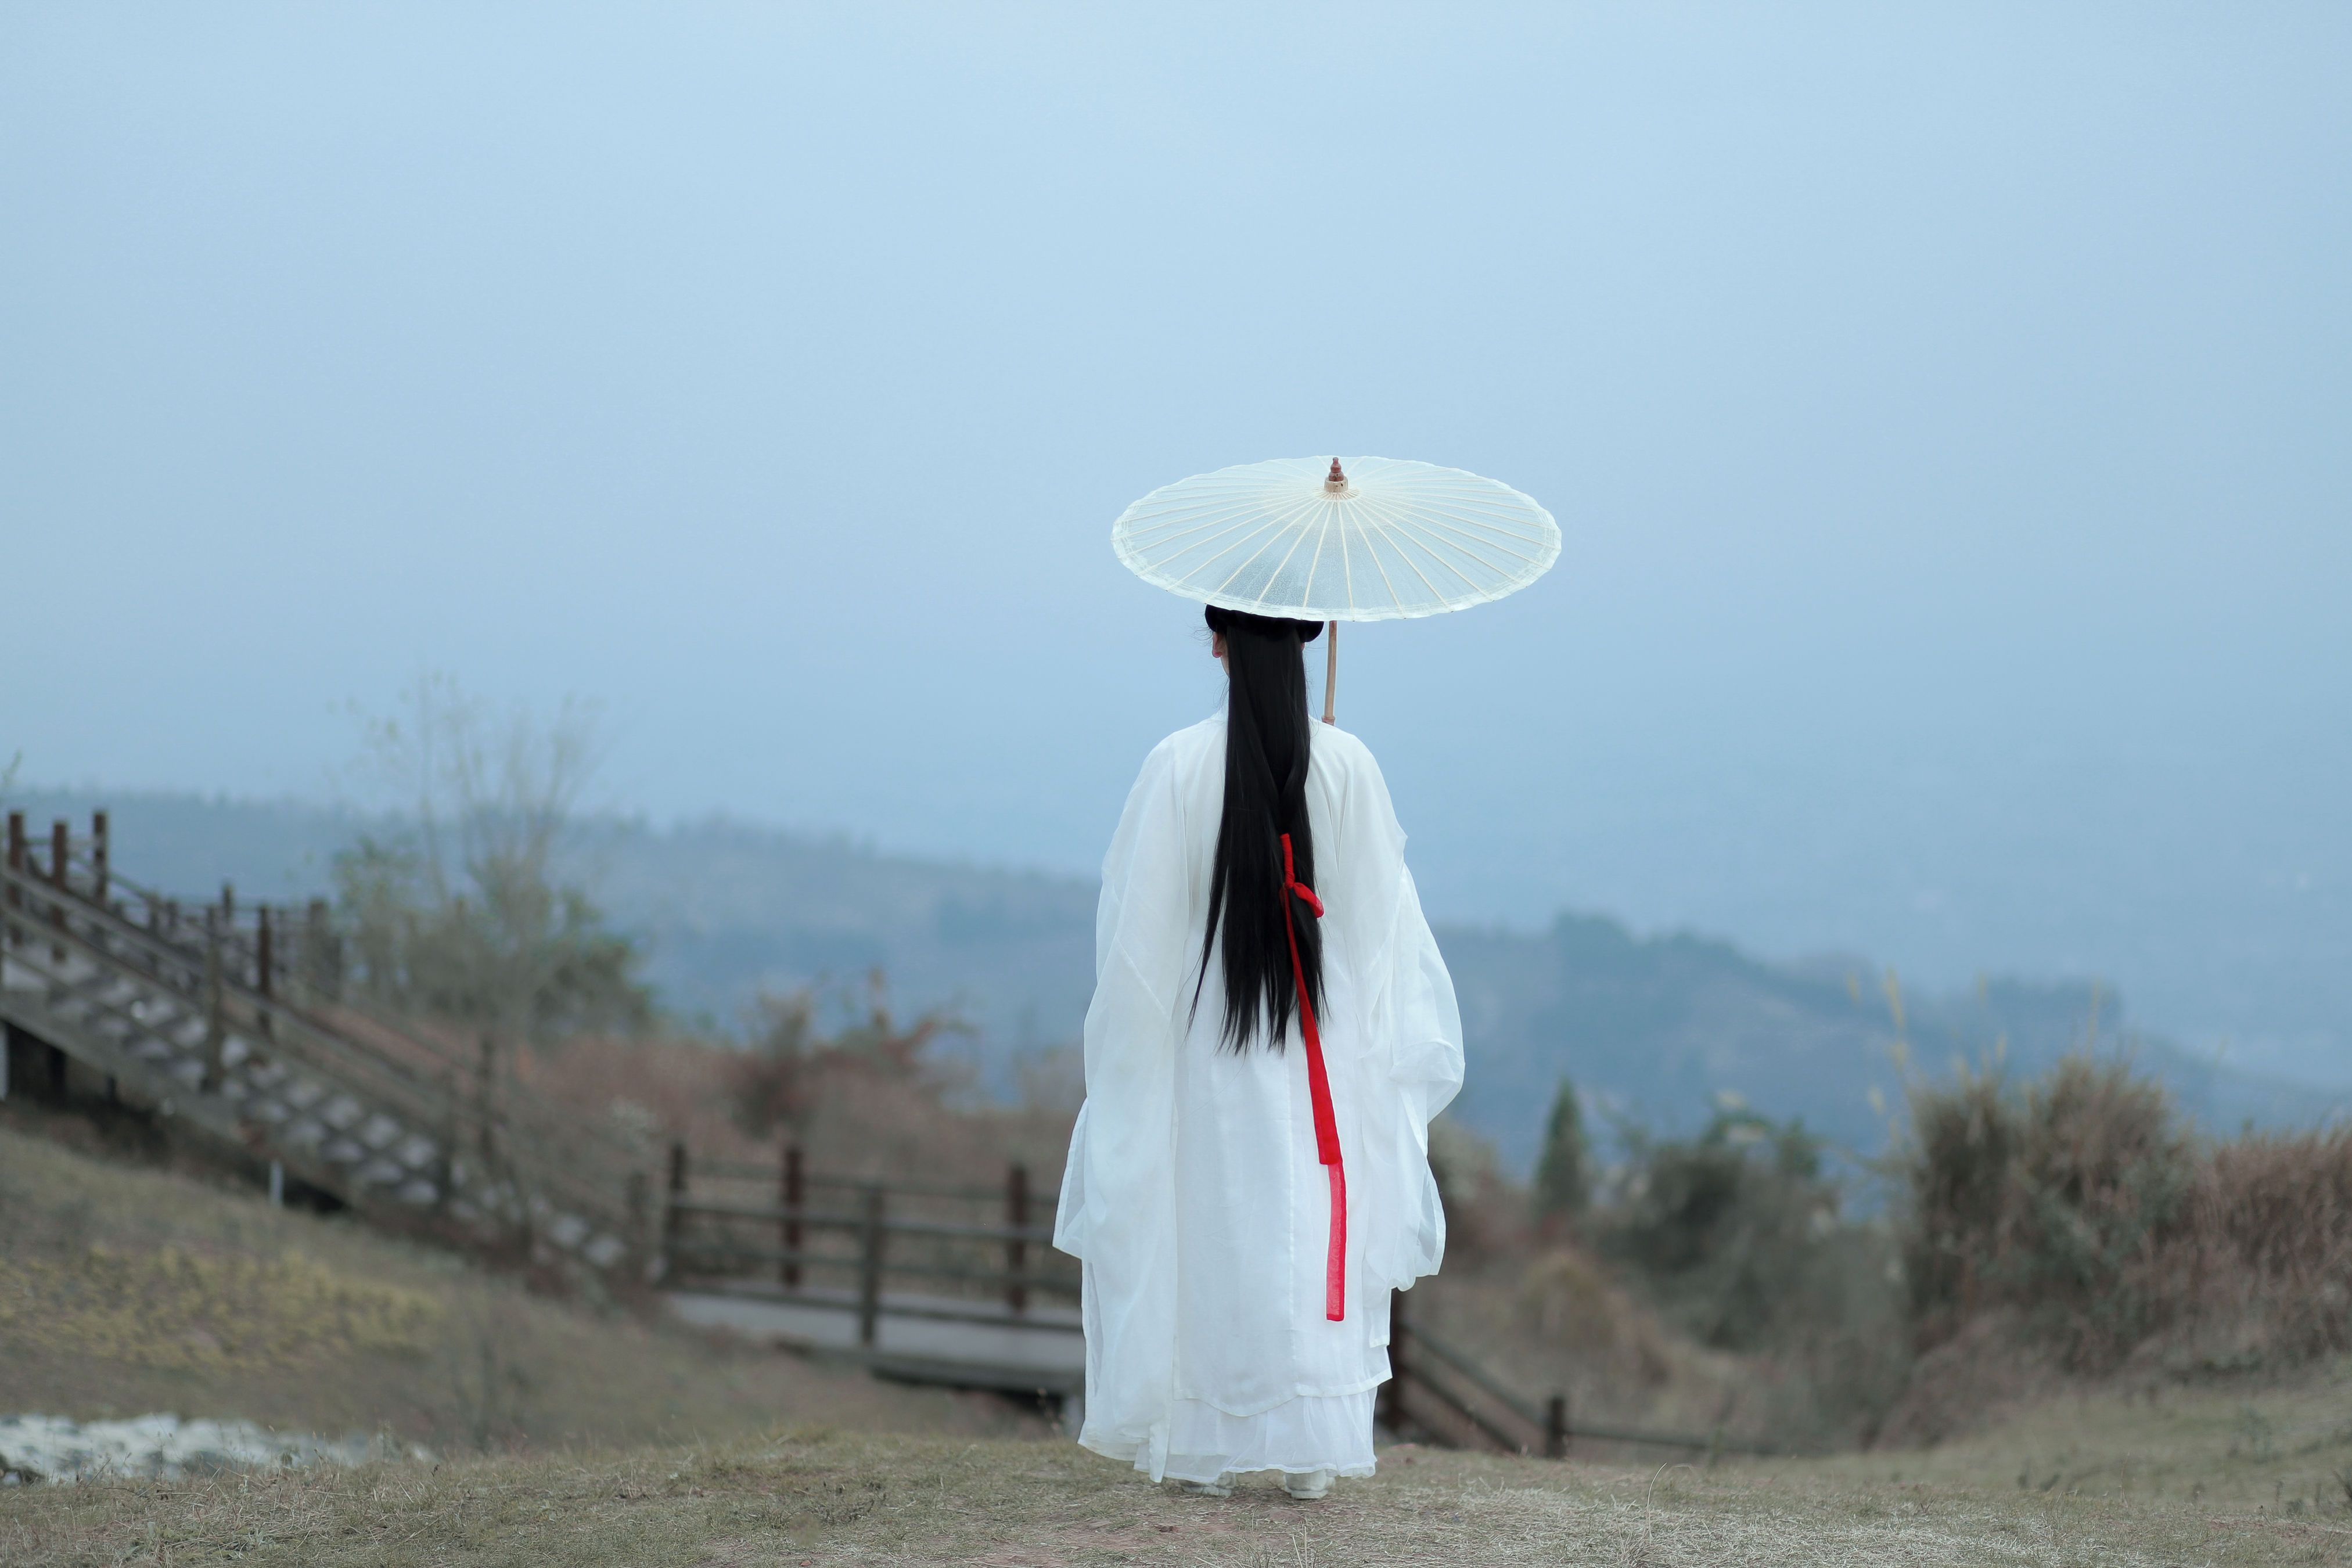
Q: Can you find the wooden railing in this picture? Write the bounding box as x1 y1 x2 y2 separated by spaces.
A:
657 1141 1078 1344
3 810 656 1272
1384 1291 1781 1459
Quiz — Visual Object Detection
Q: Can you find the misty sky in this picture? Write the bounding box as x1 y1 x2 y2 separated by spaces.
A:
6 4 2349 1077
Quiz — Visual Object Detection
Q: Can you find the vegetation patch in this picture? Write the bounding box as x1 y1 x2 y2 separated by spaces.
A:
8 1414 2352 1568
0 1247 441 1372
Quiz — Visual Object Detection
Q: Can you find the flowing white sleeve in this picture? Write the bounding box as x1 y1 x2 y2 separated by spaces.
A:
1364 864 1464 1288
1052 738 1193 1462
1322 739 1465 1293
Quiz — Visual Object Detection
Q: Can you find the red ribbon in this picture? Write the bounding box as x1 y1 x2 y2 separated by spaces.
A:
1280 832 1346 1322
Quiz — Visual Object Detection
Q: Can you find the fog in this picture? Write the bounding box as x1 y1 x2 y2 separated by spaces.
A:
5 3 2347 1078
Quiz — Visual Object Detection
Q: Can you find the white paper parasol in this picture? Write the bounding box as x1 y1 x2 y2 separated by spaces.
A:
1112 455 1558 720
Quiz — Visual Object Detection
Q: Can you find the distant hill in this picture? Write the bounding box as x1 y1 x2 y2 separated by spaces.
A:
1435 915 2339 1171
12 789 2340 1174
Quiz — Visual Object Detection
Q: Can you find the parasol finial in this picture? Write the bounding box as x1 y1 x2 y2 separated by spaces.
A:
1324 458 1348 494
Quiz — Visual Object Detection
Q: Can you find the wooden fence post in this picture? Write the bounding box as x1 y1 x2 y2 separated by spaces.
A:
437 1068 459 1212
1545 1394 1569 1459
256 907 275 1041
781 1144 804 1290
474 1034 498 1168
1006 1162 1030 1314
662 1138 689 1279
857 1184 885 1347
49 820 69 960
201 908 225 1092
5 811 22 947
1380 1288 1409 1437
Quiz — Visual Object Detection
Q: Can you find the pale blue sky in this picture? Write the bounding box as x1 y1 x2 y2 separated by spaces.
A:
5 3 2348 1074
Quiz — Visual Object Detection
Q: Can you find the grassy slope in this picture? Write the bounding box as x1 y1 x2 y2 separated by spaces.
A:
10 1390 2352 1568
5 1114 2347 1566
0 1115 1048 1455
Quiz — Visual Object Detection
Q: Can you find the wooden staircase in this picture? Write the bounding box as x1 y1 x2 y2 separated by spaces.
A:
1 811 654 1278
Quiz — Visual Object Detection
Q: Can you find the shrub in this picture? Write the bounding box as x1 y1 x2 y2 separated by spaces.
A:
1592 1104 1910 1441
1427 1116 1523 1265
1901 1055 2191 1365
1599 1107 1894 1351
1897 1053 2352 1374
722 973 970 1146
2141 1125 2352 1370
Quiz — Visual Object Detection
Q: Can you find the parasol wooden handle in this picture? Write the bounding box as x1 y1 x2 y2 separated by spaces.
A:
1321 621 1338 725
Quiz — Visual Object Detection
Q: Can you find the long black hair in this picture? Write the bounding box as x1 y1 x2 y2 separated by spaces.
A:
1193 606 1325 1052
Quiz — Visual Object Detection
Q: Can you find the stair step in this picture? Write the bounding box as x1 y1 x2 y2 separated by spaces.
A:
130 996 182 1026
0 868 642 1284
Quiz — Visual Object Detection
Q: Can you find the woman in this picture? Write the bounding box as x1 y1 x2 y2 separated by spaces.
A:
1052 605 1465 1498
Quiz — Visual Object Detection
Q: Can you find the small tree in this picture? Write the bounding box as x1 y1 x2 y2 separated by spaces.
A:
1533 1078 1592 1223
333 675 653 1044
1598 1106 1855 1351
724 971 969 1146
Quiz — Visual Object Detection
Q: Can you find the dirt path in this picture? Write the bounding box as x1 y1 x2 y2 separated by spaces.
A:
9 1427 2347 1567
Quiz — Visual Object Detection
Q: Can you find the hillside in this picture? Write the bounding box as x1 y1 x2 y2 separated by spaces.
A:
10 787 2339 1174
0 1115 1043 1454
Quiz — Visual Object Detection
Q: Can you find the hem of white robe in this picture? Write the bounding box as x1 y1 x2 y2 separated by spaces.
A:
1167 1365 1390 1419
1084 1392 1382 1486
1155 1391 1380 1485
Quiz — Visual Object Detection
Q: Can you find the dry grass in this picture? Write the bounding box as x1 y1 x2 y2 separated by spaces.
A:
1900 1055 2352 1426
10 1388 2352 1567
11 1091 2352 1563
0 1117 1049 1455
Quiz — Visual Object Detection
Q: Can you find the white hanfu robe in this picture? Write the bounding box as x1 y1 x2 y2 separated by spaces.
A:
1052 712 1465 1485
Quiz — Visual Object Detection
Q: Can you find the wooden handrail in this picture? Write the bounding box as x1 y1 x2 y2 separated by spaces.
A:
665 1196 1058 1246
1397 1311 1783 1459
689 1158 1060 1207
2 854 645 1257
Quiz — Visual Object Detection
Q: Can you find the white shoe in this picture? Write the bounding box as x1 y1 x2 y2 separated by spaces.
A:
1178 1473 1235 1498
1282 1469 1335 1500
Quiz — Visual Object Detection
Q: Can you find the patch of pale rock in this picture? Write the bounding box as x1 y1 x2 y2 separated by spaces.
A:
0 1413 430 1484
